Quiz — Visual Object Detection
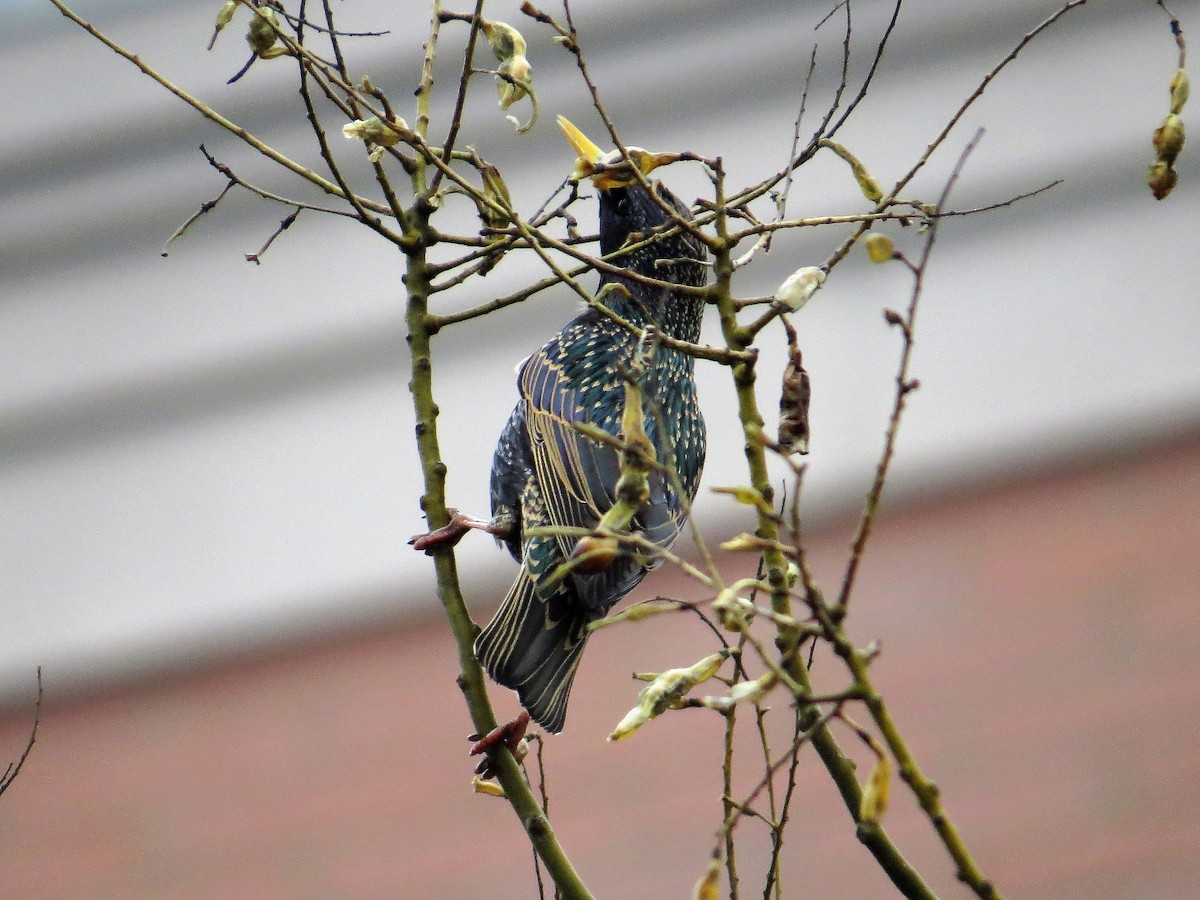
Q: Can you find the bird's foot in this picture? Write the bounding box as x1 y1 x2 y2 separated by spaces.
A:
469 711 531 778
409 509 508 553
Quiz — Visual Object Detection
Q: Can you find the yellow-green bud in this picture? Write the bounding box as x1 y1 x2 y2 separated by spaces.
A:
857 171 884 203
821 139 883 202
478 163 514 237
216 1 236 29
711 484 766 507
497 55 531 110
246 7 282 57
480 20 537 131
1147 159 1178 200
621 603 663 623
1170 68 1190 116
859 753 892 823
865 232 895 263
784 561 801 589
343 116 410 161
609 652 727 741
342 116 408 146
701 672 778 712
471 776 507 798
712 587 753 632
1153 113 1186 164
481 20 527 63
692 857 721 900
719 532 764 553
208 1 239 51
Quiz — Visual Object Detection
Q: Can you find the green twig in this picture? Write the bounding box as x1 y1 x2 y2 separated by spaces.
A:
403 214 594 900
722 708 741 897
830 130 1004 900
708 154 937 898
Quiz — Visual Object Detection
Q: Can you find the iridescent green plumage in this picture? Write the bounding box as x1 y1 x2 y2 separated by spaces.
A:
475 167 707 733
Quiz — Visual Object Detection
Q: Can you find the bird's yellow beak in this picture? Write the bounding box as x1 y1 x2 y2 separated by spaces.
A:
556 115 679 189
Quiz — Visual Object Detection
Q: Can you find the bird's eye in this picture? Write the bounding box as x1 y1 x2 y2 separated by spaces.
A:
615 196 630 217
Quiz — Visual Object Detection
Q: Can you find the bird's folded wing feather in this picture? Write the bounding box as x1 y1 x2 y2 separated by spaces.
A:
518 337 683 611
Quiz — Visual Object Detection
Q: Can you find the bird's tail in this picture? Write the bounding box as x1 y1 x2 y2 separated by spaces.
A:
474 570 593 734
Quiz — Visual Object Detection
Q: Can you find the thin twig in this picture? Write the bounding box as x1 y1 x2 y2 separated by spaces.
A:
1157 0 1187 68
825 0 904 140
721 708 741 897
714 701 846 853
0 668 42 798
430 0 486 194
821 0 1089 276
762 44 819 258
763 709 805 900
161 181 234 256
276 8 389 37
197 145 358 219
416 0 442 143
825 130 1006 900
753 704 781 897
835 128 983 616
245 207 301 264
321 0 353 84
291 9 399 243
527 734 551 900
929 179 1063 217
709 136 938 897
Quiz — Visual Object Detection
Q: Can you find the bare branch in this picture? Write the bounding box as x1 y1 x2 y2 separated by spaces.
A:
0 668 42 799
245 208 301 264
161 181 234 257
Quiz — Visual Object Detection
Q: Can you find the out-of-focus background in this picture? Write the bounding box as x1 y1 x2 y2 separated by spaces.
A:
1 1 1197 897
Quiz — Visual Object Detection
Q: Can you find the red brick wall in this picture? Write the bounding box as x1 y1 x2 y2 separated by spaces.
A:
2 440 1198 898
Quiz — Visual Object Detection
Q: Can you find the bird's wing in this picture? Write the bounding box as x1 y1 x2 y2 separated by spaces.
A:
519 337 615 548
517 331 684 612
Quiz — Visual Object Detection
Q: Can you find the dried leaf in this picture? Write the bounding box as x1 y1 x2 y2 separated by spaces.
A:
777 320 811 455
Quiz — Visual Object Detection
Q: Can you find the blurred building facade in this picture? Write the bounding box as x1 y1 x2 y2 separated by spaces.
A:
0 1 1197 897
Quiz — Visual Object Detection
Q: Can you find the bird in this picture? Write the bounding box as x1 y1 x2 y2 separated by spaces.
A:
473 117 709 733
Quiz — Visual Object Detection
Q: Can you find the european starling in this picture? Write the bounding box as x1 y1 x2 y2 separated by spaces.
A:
474 118 708 733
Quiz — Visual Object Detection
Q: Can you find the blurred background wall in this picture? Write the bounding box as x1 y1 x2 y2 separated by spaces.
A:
1 1 1197 897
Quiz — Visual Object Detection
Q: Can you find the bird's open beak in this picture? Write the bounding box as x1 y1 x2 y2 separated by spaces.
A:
556 115 679 189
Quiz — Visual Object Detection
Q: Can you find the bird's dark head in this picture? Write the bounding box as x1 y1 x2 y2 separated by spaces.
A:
558 116 706 288
595 183 677 259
